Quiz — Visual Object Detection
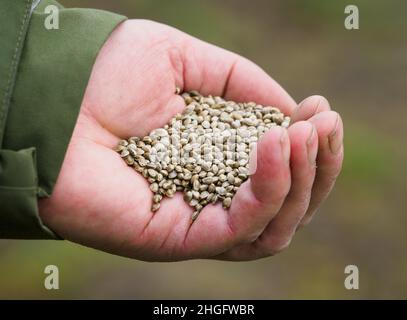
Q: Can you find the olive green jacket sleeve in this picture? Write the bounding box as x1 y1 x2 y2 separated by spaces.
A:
0 0 126 239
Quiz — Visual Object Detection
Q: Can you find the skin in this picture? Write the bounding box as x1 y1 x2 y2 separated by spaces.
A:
38 20 344 261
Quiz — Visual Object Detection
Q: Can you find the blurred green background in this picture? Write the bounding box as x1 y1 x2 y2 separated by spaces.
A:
1 0 406 299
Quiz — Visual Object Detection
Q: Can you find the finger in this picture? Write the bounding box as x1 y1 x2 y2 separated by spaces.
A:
230 126 291 240
291 95 331 123
214 122 318 260
177 34 297 115
206 127 291 260
252 121 318 254
299 111 344 227
183 126 291 258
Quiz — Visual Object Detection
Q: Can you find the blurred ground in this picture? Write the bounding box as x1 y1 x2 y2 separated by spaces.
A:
1 0 406 299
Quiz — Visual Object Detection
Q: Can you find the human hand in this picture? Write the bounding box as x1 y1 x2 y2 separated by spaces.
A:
38 20 343 261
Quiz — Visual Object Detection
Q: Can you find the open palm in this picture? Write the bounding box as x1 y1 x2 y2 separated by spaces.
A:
38 20 343 261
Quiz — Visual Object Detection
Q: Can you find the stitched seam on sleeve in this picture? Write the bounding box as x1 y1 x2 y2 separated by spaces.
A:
0 0 32 145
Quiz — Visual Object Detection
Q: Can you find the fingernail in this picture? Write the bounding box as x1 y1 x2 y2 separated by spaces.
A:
280 128 290 163
297 99 306 110
248 143 258 175
299 96 322 110
306 125 317 166
294 96 323 123
313 98 322 115
293 98 308 120
328 114 342 155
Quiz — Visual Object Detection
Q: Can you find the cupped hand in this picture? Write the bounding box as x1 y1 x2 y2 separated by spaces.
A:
38 20 343 261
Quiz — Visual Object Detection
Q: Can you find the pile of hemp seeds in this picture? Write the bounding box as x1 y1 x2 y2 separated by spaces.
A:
116 90 290 221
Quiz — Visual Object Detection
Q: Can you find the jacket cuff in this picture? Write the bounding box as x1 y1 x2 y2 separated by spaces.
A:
0 148 57 238
0 0 126 239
